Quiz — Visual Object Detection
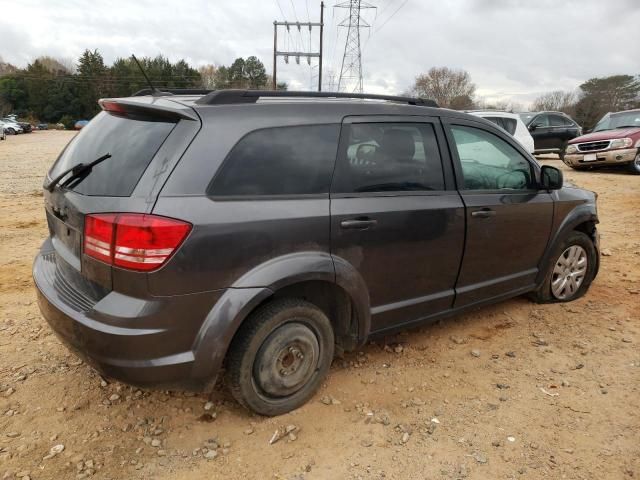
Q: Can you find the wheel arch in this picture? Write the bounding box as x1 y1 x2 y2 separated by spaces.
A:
191 252 370 389
536 207 599 285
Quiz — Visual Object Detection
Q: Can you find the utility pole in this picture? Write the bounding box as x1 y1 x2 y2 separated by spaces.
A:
335 0 375 93
272 2 325 91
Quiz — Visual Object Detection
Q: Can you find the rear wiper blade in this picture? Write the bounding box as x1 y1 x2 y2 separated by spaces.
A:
46 153 111 192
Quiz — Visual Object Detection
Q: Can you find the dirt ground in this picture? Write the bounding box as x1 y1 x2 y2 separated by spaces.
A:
0 131 638 480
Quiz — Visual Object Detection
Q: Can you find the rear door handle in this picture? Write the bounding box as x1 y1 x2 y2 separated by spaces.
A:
340 218 378 230
471 209 496 219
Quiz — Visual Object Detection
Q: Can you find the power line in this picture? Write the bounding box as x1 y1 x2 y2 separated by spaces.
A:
361 0 408 55
377 0 400 18
289 0 300 21
274 0 287 18
373 0 407 34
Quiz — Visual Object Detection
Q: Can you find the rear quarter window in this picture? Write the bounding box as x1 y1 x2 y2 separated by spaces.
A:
208 124 340 196
50 111 175 196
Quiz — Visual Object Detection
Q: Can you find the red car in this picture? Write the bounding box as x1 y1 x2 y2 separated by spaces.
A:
563 109 640 174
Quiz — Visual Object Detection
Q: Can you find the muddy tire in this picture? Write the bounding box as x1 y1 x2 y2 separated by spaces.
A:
530 231 598 303
226 298 334 416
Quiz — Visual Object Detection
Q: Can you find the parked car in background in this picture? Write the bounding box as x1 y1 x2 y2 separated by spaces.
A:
519 111 582 159
467 110 535 153
34 89 600 416
37 123 49 130
5 118 34 133
74 120 89 129
18 121 33 133
564 109 640 174
1 119 23 135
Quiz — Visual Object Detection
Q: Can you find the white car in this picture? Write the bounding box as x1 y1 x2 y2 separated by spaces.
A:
1 119 23 135
468 111 535 154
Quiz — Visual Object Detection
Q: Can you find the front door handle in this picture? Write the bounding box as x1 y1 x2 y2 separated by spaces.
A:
340 218 378 230
471 208 496 219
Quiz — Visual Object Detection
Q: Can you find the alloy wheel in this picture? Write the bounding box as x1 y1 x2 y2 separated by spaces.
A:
551 245 588 300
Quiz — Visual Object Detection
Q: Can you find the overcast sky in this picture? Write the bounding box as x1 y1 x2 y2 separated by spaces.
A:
2 0 639 107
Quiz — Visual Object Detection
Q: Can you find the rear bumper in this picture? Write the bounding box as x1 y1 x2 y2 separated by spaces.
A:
33 239 224 390
564 148 637 167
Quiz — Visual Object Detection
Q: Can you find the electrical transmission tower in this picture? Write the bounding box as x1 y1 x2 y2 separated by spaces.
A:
335 0 375 93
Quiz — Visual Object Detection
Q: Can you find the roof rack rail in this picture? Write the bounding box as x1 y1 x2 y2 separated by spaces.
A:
194 89 439 107
132 88 213 97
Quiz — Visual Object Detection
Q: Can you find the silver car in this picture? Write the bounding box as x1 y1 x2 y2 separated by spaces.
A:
1 119 23 135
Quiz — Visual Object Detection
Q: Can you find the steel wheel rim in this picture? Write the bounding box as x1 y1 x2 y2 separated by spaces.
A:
634 153 640 170
252 322 320 398
551 245 588 300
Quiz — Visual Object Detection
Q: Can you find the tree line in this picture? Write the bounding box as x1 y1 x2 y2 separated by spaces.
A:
2 50 637 131
409 67 640 129
0 50 280 126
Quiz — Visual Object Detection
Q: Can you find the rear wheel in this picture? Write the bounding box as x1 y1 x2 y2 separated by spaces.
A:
627 152 640 175
226 298 334 416
530 231 597 303
7 127 15 135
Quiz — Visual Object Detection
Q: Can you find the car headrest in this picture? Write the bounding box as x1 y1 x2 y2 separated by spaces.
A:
379 129 415 160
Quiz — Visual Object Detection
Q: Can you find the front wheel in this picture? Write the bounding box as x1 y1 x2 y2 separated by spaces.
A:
226 298 334 416
627 152 640 175
530 231 598 303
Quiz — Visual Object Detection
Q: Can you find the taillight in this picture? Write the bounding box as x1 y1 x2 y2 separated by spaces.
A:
83 213 191 272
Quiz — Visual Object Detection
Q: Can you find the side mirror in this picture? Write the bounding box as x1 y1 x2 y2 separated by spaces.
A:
529 123 541 131
540 165 563 190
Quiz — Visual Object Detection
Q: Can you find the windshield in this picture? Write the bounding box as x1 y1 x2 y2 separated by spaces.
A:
593 111 640 132
49 112 175 196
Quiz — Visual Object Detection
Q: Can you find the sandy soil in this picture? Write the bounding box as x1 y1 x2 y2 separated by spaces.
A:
0 131 638 480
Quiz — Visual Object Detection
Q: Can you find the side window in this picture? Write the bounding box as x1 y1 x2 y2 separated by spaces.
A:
550 115 569 127
209 124 340 196
450 125 534 190
533 114 550 127
499 117 517 135
332 122 445 193
484 116 517 136
483 117 503 129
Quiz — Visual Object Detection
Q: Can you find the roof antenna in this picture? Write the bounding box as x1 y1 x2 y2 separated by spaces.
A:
131 54 161 96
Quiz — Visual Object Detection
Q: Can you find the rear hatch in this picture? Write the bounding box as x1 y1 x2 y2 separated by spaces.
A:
42 97 201 299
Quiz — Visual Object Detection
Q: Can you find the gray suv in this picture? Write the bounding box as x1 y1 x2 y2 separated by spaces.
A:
34 90 600 415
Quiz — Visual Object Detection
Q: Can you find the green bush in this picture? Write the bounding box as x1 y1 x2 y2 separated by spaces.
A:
59 115 74 130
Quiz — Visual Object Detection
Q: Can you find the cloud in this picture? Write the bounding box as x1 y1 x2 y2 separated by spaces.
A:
2 0 639 106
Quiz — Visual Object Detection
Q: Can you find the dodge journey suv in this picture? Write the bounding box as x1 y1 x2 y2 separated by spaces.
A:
34 89 600 415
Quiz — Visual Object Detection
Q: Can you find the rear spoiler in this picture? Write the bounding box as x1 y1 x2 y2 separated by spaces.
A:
98 99 198 121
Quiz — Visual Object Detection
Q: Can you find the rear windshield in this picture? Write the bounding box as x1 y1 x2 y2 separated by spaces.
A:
49 111 175 196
